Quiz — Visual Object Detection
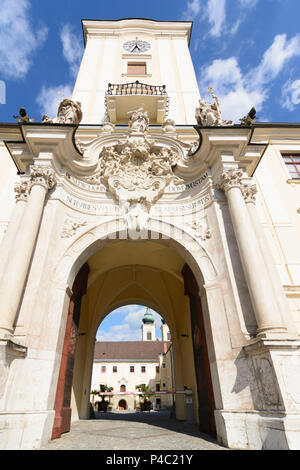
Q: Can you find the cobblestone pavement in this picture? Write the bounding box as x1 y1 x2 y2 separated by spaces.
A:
41 411 227 450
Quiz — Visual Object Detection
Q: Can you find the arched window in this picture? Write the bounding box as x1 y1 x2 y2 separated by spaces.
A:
147 332 152 340
120 384 126 392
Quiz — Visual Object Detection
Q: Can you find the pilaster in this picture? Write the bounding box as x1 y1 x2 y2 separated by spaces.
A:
0 164 56 337
218 167 287 338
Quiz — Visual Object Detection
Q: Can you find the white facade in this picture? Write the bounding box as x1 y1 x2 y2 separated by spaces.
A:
90 320 172 411
0 18 299 451
72 19 200 125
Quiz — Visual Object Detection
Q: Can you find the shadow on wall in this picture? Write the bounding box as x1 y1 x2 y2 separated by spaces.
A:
218 199 257 337
232 349 289 449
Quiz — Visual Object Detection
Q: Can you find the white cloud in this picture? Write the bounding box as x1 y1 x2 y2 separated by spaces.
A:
0 0 48 79
35 23 83 119
60 24 83 78
250 34 300 88
36 83 73 118
96 305 164 342
207 0 226 37
281 79 300 111
199 33 300 121
181 0 201 20
238 0 259 7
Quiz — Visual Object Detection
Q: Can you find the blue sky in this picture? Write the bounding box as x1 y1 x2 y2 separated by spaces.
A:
1 0 300 340
1 0 300 123
96 305 164 342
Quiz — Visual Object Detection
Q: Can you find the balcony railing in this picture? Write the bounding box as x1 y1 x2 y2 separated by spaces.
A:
106 80 168 97
105 80 169 124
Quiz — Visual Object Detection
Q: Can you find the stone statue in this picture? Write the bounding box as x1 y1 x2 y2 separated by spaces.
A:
42 98 82 124
127 107 149 132
195 87 234 127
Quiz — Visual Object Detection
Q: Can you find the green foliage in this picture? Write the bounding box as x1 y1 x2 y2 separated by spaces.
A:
135 384 150 403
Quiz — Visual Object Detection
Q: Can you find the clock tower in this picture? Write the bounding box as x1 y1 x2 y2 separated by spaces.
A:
72 19 200 125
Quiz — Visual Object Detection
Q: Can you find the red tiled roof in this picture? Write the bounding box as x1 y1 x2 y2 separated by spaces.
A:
94 341 170 361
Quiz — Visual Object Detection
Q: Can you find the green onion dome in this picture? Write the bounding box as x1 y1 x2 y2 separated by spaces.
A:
142 307 155 324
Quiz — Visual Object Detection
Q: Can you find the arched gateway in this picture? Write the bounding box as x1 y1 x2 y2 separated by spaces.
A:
0 19 300 450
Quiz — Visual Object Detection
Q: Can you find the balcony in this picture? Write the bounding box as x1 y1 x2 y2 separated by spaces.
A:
105 80 169 125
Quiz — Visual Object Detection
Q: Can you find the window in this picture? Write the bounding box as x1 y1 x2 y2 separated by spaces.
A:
167 332 171 340
162 363 166 368
162 383 166 388
156 366 159 373
120 385 126 392
147 332 152 340
113 366 117 373
101 366 106 373
141 366 146 373
156 383 160 392
282 154 300 179
130 366 134 373
127 62 146 75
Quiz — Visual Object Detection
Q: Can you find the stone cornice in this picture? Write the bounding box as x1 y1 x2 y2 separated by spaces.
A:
243 337 300 355
82 19 192 46
5 124 85 174
249 123 300 145
194 126 266 176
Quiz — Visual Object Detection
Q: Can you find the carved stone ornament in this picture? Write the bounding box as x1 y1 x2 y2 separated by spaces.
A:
30 165 56 191
14 180 30 202
102 120 115 133
162 118 176 133
242 182 257 204
82 108 183 232
195 87 234 127
61 219 87 238
189 220 211 241
127 107 149 133
218 168 244 192
75 139 86 156
42 98 82 125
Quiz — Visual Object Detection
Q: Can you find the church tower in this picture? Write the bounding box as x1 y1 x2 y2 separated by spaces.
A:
72 19 200 125
141 307 156 341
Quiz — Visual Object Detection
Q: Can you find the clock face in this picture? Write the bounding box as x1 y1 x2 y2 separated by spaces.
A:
123 39 151 53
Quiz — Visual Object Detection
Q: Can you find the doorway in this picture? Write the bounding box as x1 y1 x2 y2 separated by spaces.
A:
52 238 217 441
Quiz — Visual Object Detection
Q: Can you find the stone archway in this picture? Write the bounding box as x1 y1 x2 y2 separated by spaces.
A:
50 222 220 441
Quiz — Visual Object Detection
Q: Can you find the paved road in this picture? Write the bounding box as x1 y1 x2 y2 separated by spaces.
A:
41 410 227 450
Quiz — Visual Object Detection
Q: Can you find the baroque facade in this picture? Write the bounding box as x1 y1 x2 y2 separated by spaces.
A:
0 18 299 450
90 310 173 411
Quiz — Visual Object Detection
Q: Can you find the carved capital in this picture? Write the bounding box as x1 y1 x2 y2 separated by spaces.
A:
242 182 257 204
30 165 56 191
14 180 30 202
218 168 244 192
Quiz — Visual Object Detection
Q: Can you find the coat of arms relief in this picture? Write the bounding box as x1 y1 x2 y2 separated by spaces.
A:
81 108 186 232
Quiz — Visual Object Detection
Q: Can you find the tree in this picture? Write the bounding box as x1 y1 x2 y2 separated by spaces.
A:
135 384 153 411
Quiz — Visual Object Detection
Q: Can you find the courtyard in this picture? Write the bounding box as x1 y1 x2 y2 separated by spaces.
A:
40 411 227 451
